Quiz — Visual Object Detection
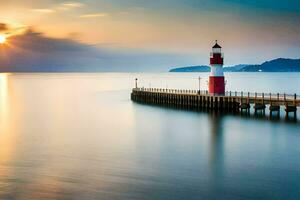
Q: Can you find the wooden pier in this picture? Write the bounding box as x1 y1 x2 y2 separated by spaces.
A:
131 88 299 119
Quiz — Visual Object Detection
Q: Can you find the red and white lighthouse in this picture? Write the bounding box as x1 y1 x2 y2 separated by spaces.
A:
209 41 225 95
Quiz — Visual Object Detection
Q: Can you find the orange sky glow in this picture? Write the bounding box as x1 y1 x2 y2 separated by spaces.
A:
0 0 299 66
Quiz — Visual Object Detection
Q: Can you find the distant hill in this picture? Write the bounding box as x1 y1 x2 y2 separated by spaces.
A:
223 64 250 72
169 64 254 72
240 58 300 72
169 65 210 72
169 58 300 72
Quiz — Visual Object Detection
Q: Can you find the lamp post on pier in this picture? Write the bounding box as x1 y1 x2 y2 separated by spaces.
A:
198 76 201 91
135 78 138 89
198 76 202 94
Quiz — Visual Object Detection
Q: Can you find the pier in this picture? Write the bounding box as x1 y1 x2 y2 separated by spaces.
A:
131 88 299 119
131 41 299 120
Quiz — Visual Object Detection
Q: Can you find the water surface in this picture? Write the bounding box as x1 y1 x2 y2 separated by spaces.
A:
0 73 299 200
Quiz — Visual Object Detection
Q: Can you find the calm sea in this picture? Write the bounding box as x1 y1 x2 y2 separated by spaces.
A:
0 72 299 200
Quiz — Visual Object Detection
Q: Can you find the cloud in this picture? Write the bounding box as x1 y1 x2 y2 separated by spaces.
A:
30 9 56 13
80 13 109 18
30 2 84 14
0 23 8 32
57 2 85 10
0 27 194 72
0 28 105 72
10 29 92 52
0 23 27 37
61 2 84 8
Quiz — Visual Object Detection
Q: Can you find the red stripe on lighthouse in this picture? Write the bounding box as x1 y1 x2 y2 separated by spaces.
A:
209 76 225 95
210 53 223 65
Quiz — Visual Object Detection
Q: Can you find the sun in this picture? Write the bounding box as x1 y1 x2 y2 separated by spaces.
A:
0 35 6 44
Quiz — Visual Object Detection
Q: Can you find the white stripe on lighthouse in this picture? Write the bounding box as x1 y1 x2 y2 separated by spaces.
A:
210 64 224 77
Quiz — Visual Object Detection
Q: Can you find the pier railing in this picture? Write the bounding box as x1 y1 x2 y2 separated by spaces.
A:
132 87 299 101
131 87 299 118
132 88 300 108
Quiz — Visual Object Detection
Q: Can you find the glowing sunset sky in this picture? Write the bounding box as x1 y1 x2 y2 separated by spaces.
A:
0 0 300 70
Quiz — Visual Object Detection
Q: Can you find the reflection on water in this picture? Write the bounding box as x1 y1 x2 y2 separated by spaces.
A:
0 73 14 163
0 73 299 200
0 74 18 200
209 112 225 181
0 73 8 122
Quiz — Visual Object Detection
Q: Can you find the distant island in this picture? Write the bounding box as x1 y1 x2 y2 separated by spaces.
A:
169 58 300 72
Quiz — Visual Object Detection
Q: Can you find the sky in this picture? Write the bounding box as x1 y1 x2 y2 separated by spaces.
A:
0 0 299 71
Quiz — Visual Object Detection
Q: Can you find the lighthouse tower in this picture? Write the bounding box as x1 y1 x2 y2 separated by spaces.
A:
209 41 225 95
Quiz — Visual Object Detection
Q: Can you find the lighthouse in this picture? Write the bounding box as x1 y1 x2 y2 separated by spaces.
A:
209 40 225 95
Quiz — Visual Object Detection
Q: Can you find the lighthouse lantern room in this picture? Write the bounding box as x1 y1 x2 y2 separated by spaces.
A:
209 40 225 95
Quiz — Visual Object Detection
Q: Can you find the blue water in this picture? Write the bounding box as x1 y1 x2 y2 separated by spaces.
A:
0 73 299 200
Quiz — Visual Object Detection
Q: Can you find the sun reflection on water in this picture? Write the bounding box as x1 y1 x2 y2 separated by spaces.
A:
0 73 17 194
0 73 14 160
0 73 9 129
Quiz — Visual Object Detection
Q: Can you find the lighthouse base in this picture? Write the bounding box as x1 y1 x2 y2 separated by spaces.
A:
209 76 225 95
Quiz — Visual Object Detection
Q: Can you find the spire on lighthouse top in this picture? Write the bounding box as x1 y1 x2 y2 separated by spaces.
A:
212 40 222 54
213 40 222 49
